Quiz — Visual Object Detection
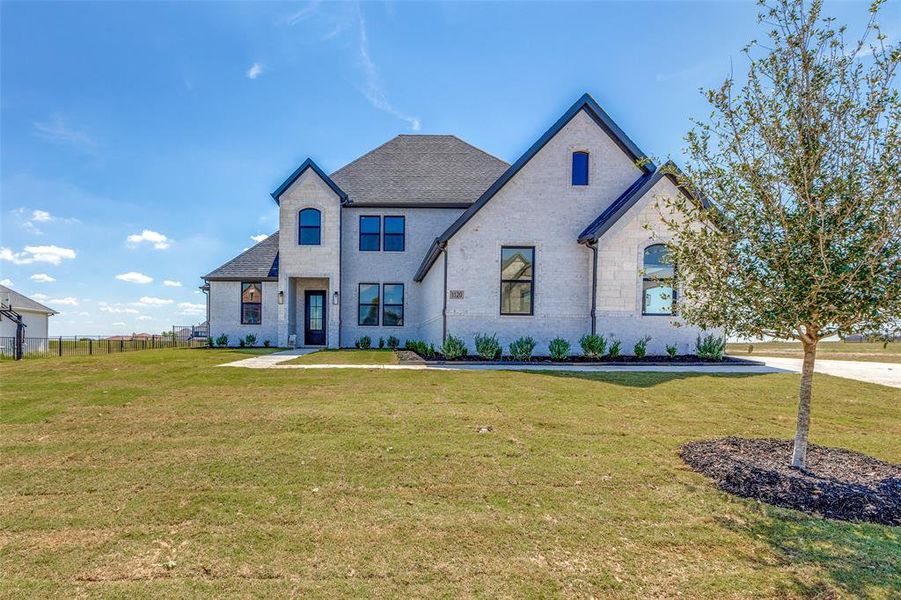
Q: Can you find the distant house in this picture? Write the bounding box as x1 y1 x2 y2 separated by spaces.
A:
203 93 715 354
0 284 57 353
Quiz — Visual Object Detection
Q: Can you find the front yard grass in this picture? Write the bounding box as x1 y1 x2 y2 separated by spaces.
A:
285 349 399 365
1 348 898 598
727 341 901 363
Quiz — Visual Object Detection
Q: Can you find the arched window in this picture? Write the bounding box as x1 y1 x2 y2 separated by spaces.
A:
642 244 675 315
298 209 321 245
572 151 589 186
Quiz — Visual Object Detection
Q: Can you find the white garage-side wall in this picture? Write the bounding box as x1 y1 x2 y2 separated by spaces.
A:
0 309 50 339
443 109 643 354
415 252 445 345
208 280 279 346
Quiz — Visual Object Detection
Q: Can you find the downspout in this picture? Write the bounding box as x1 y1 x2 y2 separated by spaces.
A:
587 241 598 335
337 202 343 348
441 243 448 342
201 282 210 339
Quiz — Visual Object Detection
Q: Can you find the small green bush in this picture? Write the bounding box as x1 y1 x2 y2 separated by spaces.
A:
665 344 677 358
441 335 467 359
355 336 372 349
474 333 502 360
378 336 385 349
263 339 271 348
548 337 571 361
405 339 436 360
579 334 607 358
696 334 726 361
633 335 651 358
215 334 228 347
608 338 621 358
244 334 256 347
509 336 537 361
386 335 400 350
238 338 246 348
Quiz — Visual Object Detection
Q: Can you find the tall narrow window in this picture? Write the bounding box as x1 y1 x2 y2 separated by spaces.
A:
358 283 380 326
642 244 675 315
500 246 534 315
298 209 321 245
572 151 589 186
360 216 380 251
241 282 262 324
383 216 405 252
382 283 404 326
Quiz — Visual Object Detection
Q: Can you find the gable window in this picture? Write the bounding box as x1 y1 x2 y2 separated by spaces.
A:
642 244 675 315
358 283 380 326
572 151 589 186
383 216 405 252
360 216 380 251
382 283 404 326
298 209 321 245
241 282 262 324
500 246 534 315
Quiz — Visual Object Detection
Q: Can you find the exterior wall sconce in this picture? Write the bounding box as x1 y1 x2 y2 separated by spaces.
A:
332 291 339 305
278 290 284 305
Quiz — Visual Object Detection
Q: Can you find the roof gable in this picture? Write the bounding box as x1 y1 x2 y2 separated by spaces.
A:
203 232 280 280
0 284 57 314
271 158 347 204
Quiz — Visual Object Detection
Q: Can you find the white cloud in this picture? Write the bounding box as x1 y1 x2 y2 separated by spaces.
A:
30 273 56 283
178 302 205 315
116 272 153 284
0 278 12 287
126 229 171 250
99 302 139 314
48 297 78 306
0 245 76 265
282 1 319 25
163 280 182 287
136 296 174 306
112 321 126 326
137 315 153 321
31 210 52 222
246 62 264 79
357 7 420 131
250 234 269 243
33 114 96 151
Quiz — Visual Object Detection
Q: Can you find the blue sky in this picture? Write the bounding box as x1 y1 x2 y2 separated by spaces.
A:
1 1 894 336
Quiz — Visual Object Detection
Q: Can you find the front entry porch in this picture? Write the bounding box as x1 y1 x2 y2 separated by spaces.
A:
283 276 339 348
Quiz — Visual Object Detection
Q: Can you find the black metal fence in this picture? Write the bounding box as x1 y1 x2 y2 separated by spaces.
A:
0 335 207 360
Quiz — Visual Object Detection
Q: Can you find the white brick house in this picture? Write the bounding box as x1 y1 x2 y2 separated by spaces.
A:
203 93 713 354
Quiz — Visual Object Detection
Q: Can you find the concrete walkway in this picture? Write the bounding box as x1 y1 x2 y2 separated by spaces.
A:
750 356 901 389
217 348 318 368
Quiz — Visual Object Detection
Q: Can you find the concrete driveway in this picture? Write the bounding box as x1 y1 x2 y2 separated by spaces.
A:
748 356 901 389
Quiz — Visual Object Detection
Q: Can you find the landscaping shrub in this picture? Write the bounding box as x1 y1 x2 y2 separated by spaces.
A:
696 334 726 361
633 335 651 359
474 333 502 360
263 340 271 348
608 338 622 358
579 334 607 358
244 334 256 347
548 337 570 361
215 334 228 347
405 339 436 359
355 336 372 349
441 335 467 359
239 338 246 348
378 337 385 349
509 336 537 361
666 344 678 358
386 335 400 349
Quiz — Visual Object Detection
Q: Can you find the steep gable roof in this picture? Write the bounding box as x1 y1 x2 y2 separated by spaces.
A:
329 135 509 207
577 161 710 243
271 158 347 204
203 233 280 280
0 284 57 314
414 93 655 281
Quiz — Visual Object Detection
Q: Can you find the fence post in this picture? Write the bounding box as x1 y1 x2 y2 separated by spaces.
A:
89 338 93 355
120 339 123 352
59 337 63 357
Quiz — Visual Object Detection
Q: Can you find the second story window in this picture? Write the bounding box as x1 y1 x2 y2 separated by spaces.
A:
572 151 589 186
298 209 321 245
360 216 380 251
383 216 405 252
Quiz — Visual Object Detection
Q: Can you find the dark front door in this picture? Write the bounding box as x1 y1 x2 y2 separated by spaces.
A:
304 290 326 346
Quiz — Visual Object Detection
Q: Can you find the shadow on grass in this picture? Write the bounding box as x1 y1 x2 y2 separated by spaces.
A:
520 369 774 388
721 504 900 597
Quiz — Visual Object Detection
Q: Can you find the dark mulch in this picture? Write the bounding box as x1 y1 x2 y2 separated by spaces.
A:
396 353 756 365
681 437 901 526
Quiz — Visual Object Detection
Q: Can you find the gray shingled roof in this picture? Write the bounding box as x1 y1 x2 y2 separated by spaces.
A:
204 233 279 280
330 135 509 206
0 284 58 314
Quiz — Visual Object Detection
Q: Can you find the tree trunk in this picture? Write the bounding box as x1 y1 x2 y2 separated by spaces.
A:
791 339 818 469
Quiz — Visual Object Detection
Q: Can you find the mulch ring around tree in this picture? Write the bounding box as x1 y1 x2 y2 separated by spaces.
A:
681 437 901 526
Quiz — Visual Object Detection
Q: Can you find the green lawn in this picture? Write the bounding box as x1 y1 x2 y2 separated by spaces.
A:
727 341 901 363
1 349 899 598
285 349 399 365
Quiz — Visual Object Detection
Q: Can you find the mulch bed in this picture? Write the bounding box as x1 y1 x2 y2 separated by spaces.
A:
396 353 756 365
681 437 901 526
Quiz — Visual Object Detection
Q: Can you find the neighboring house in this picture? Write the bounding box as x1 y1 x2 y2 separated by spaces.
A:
203 93 713 354
0 284 57 352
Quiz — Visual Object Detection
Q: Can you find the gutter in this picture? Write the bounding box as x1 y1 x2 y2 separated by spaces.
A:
581 241 599 335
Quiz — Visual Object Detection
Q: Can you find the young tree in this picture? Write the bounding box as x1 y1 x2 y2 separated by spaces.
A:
661 0 900 469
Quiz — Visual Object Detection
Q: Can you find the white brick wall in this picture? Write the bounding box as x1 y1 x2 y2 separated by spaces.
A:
208 280 279 346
